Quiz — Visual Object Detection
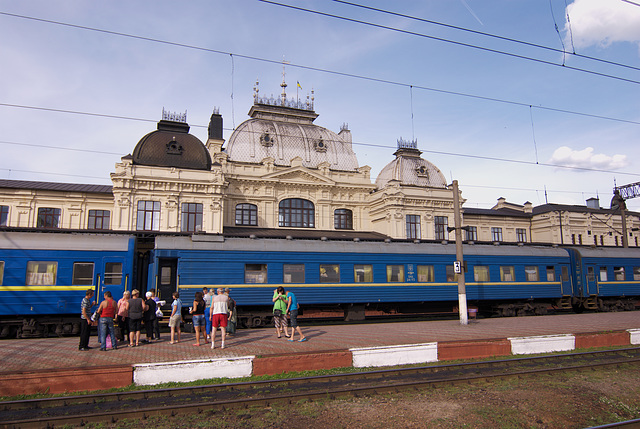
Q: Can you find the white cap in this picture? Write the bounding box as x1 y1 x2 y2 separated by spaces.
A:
145 291 153 298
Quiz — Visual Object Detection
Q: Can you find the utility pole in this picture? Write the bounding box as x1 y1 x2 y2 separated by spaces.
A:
452 180 468 325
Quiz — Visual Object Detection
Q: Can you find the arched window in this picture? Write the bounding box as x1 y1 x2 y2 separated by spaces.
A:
279 198 314 228
334 209 353 230
235 203 257 226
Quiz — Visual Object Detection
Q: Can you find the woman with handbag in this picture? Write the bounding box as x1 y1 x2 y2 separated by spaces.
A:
116 291 130 342
272 286 289 338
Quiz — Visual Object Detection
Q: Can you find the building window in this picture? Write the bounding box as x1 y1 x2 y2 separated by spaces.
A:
465 226 477 241
406 215 421 239
491 227 503 242
546 266 556 282
235 203 257 226
600 236 604 246
279 198 314 228
594 236 598 246
104 262 123 285
245 264 267 283
516 228 527 243
615 236 619 246
334 209 353 230
37 208 61 229
72 263 94 286
320 264 340 283
0 205 8 226
525 266 539 281
571 234 576 244
88 210 110 230
283 264 305 283
435 216 448 240
578 234 583 245
136 201 160 231
500 266 515 281
354 264 373 282
474 266 490 282
614 267 625 281
417 265 434 282
26 261 57 285
181 203 203 232
387 265 404 282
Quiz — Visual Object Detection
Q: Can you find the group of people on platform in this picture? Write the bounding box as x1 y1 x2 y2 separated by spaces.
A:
79 285 306 351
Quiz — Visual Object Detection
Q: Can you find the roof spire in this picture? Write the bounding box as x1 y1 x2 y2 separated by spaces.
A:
281 57 289 105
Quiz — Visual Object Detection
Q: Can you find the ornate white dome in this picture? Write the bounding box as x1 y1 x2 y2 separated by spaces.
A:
226 95 359 172
375 140 447 189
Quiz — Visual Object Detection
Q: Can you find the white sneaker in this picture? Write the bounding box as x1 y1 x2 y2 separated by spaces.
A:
221 342 225 349
211 343 215 349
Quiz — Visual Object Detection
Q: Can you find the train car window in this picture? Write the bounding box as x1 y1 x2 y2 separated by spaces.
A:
104 262 123 285
587 267 595 281
245 264 267 283
474 266 490 282
320 264 340 283
561 266 570 282
614 267 625 281
354 265 373 283
524 266 539 281
446 265 455 282
417 265 434 282
0 261 4 285
284 264 305 283
599 267 608 282
72 263 94 285
500 266 515 281
633 267 640 281
26 261 57 286
546 266 555 282
386 265 405 282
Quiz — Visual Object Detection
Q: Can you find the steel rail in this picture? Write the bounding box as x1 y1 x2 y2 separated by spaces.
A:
2 348 640 428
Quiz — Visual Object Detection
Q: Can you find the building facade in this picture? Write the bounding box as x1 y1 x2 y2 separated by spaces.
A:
1 86 638 247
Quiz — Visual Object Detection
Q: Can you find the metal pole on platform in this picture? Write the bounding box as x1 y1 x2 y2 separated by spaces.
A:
452 180 468 325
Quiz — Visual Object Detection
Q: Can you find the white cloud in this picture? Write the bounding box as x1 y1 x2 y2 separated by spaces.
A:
565 0 640 49
548 146 628 170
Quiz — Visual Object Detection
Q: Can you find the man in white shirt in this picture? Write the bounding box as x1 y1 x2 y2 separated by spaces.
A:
210 287 229 349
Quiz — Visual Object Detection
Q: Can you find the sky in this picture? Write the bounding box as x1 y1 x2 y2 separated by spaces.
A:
1 0 639 211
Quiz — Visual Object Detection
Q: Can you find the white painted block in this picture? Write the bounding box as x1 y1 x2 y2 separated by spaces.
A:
133 356 255 386
508 334 575 355
350 343 438 368
628 329 640 345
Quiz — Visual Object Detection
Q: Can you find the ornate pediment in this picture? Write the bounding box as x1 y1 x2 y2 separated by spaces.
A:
262 166 335 185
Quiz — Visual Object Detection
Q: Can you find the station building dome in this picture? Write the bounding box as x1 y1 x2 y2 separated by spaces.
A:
375 139 447 189
225 86 359 172
132 111 212 171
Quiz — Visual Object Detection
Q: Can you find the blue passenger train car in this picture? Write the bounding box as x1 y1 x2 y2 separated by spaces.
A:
566 247 640 311
152 236 574 326
0 231 135 338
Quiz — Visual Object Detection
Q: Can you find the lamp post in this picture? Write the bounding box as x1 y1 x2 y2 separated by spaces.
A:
450 180 468 325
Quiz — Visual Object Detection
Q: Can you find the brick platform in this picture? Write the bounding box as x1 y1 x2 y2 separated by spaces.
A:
0 312 639 396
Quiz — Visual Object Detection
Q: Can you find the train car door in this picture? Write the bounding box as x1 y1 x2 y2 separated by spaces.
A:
560 265 573 296
99 257 128 300
585 264 599 295
157 258 177 309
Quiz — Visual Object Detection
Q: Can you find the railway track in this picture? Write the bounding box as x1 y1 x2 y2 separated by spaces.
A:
2 347 640 428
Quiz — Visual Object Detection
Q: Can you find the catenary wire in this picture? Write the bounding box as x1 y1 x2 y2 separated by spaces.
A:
1 12 639 124
256 0 640 85
325 0 639 72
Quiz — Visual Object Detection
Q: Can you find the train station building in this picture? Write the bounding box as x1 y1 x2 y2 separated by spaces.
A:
0 82 638 247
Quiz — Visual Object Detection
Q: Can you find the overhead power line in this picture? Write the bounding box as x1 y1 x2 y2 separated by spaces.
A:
326 0 640 72
256 0 640 85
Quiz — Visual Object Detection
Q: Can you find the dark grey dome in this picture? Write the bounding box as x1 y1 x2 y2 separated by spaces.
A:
132 120 211 170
